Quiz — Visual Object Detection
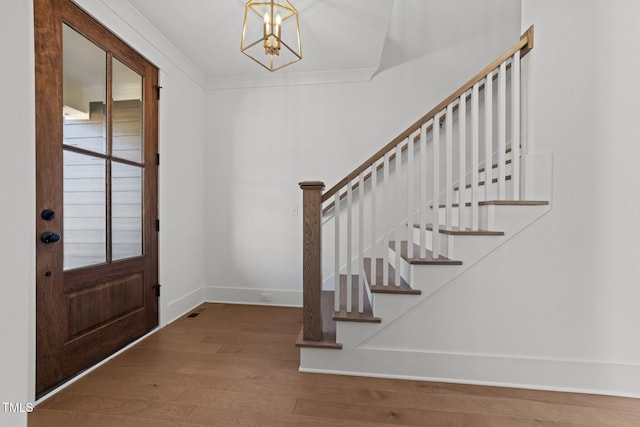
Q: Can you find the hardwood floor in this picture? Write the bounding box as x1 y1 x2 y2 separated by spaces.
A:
30 303 640 426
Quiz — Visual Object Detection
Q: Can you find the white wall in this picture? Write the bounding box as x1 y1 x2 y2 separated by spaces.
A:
591 0 640 366
204 11 520 305
0 1 207 421
156 69 207 324
0 1 35 426
520 0 640 388
338 0 640 396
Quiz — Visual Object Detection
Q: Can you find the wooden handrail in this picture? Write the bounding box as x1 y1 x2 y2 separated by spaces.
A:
321 26 534 203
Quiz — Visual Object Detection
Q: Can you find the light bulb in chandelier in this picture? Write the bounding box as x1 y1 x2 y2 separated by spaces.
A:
263 12 282 55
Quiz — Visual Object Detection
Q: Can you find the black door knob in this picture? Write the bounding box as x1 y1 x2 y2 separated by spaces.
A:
41 209 56 221
40 232 61 244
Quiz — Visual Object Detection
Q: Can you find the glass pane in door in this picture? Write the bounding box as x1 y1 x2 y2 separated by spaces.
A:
112 58 143 163
63 150 107 270
62 24 107 153
112 161 143 260
62 24 108 270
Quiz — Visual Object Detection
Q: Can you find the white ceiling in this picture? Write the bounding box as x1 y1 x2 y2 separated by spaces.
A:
124 0 520 89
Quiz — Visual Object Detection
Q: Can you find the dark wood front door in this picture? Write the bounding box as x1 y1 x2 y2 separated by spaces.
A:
35 0 159 397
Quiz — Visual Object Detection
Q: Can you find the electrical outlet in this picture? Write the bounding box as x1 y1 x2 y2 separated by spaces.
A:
260 293 272 302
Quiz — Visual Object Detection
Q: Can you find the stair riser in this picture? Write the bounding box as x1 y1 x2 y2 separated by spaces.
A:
410 227 450 258
335 319 383 345
386 246 412 284
369 293 420 319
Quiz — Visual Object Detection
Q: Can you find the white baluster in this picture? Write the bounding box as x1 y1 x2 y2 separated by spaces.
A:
458 93 467 230
383 152 390 286
334 193 340 311
498 61 507 200
419 123 427 259
346 183 353 312
512 51 521 200
484 71 493 201
407 137 414 259
432 114 441 258
394 144 402 286
371 161 377 290
471 83 480 231
358 172 364 313
445 104 453 231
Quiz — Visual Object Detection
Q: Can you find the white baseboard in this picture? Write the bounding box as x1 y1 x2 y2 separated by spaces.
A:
204 285 302 307
161 286 207 326
163 285 303 314
299 347 640 399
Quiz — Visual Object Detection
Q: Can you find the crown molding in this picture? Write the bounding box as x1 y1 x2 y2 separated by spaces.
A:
205 67 377 91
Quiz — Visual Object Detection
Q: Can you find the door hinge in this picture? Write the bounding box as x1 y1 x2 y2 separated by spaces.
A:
153 284 161 297
155 85 162 100
156 153 160 166
155 219 160 232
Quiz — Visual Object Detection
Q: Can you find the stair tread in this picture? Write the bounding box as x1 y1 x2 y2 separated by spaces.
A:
333 275 381 323
432 200 550 209
364 258 421 294
480 200 549 206
389 241 462 265
296 290 343 349
414 224 504 236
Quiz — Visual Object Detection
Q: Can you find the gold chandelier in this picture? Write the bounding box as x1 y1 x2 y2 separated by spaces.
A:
241 0 302 72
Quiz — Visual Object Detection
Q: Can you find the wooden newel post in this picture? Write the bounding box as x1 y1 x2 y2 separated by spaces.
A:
299 181 325 342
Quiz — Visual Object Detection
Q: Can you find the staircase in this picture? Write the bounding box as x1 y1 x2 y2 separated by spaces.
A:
296 27 552 380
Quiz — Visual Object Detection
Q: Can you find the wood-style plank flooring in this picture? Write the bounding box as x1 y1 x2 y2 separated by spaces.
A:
30 303 640 426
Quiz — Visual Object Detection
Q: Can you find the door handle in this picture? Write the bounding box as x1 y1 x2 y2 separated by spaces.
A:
41 209 56 221
40 232 61 244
